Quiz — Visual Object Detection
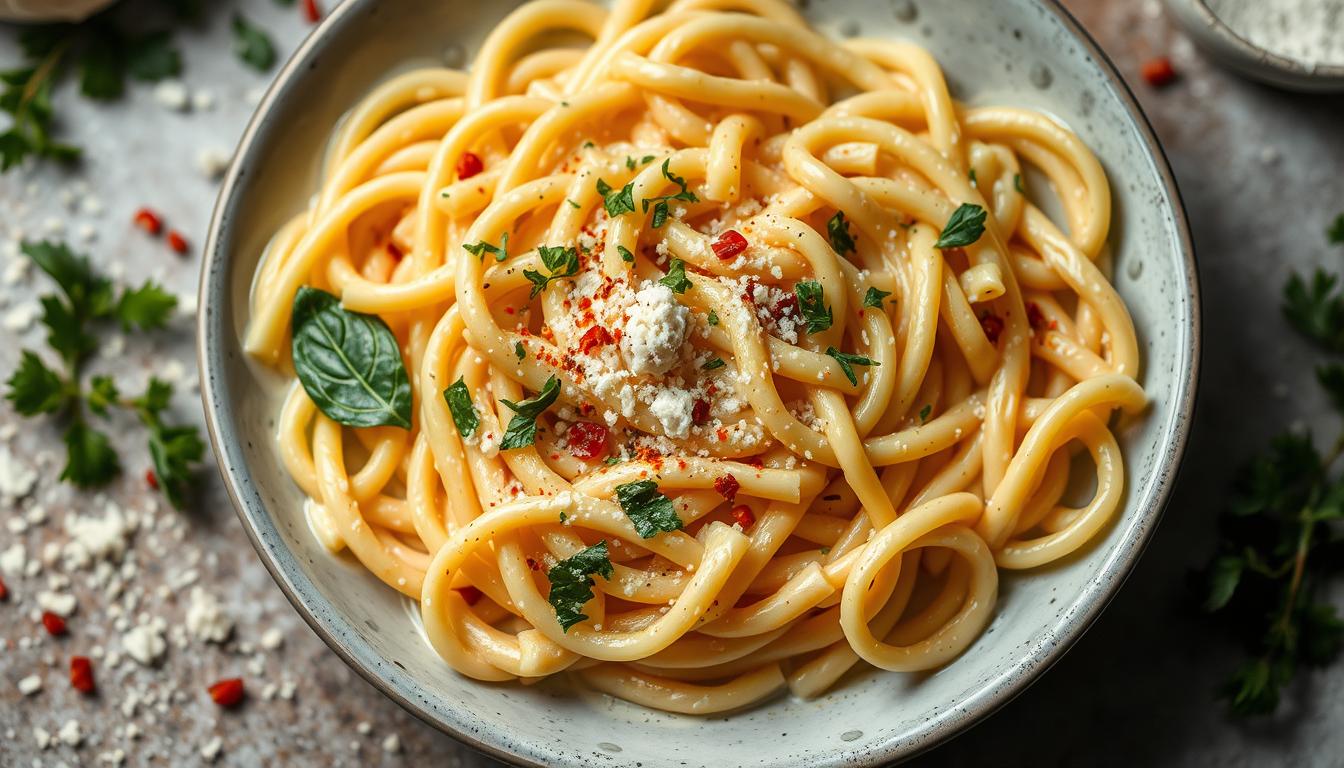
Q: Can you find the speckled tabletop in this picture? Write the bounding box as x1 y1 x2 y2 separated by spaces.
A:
1 1 1341 766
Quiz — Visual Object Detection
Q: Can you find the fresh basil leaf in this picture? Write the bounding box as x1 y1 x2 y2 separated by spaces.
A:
290 286 413 429
499 376 561 449
546 540 613 631
935 203 987 249
614 479 682 538
443 377 479 439
525 246 580 298
795 281 832 334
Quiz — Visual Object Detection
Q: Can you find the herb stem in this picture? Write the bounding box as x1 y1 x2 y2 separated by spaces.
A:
18 41 70 130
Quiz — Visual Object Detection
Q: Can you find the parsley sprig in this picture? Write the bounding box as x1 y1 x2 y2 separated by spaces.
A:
1201 217 1344 714
1 3 193 171
546 540 613 632
642 160 699 228
524 245 579 298
614 480 681 538
4 241 202 507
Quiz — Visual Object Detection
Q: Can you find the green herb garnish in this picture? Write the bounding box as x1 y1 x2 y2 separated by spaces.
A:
707 310 719 326
919 404 931 422
795 281 832 334
462 233 509 263
862 287 891 310
231 13 275 71
825 346 879 386
702 357 726 370
595 178 636 218
934 203 987 249
828 211 855 256
499 376 561 449
614 480 682 538
442 378 479 439
514 342 526 361
643 159 699 229
546 540 613 631
524 245 580 298
617 245 635 264
659 258 691 294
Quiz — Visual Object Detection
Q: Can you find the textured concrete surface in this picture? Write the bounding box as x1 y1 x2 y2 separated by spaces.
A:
1 0 1341 766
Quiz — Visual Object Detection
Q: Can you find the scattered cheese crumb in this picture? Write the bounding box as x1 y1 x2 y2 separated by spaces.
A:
381 734 402 754
18 675 42 696
185 587 234 644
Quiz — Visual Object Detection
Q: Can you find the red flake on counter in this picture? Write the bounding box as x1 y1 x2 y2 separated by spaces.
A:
978 312 1004 345
303 0 321 23
1141 57 1177 87
70 656 95 694
456 151 484 180
208 678 245 708
455 586 483 606
713 474 740 502
146 469 159 490
566 422 609 460
133 207 162 236
166 230 189 255
730 504 755 529
712 229 749 260
41 611 67 636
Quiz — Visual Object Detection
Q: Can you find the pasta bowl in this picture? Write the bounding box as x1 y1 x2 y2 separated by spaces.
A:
198 0 1199 765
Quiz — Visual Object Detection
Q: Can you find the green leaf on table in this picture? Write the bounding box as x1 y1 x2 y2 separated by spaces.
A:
116 281 177 330
6 350 66 415
147 422 204 509
232 14 276 71
1283 269 1344 352
1328 213 1344 245
290 286 413 429
61 421 119 487
24 240 114 318
86 375 119 417
77 36 124 100
125 31 182 81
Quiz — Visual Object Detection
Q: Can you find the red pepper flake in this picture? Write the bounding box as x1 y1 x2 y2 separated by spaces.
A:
577 325 614 355
386 241 404 260
41 611 67 637
133 207 162 236
712 229 749 261
526 557 542 571
456 151 484 180
302 0 321 23
166 230 189 255
70 656 95 694
1026 302 1047 331
743 455 764 468
566 421 609 460
1141 57 1177 87
770 292 799 323
455 585 483 606
979 312 1004 345
692 398 711 425
713 474 740 502
730 504 756 529
208 678 245 708
146 469 159 490
0 574 8 601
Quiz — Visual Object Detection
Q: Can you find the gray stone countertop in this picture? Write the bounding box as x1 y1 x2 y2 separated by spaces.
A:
0 0 1340 766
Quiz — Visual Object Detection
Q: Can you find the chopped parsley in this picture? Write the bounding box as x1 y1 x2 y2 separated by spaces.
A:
702 357 726 370
1329 213 1344 245
617 245 635 263
514 342 526 361
968 168 978 187
826 346 879 386
862 287 891 310
442 378 479 438
595 178 636 217
614 480 682 538
827 211 856 256
707 310 719 326
1014 173 1025 194
566 199 581 209
795 281 832 334
499 376 561 449
659 258 692 294
546 540 613 631
524 245 580 298
603 456 623 466
919 404 931 423
934 203 988 249
643 159 699 228
462 233 509 263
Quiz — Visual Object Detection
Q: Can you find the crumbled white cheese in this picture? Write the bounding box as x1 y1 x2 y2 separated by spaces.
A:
33 726 51 749
619 282 689 375
185 587 233 644
18 675 42 696
123 621 167 666
200 736 223 762
260 627 285 651
153 80 189 111
381 734 402 754
57 719 82 747
649 387 694 439
63 503 131 569
0 542 25 575
37 591 77 617
197 148 231 181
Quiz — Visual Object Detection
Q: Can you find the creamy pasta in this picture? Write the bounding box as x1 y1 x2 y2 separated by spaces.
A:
243 0 1145 715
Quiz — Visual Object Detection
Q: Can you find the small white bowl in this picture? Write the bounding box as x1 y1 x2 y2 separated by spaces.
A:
198 1 1200 765
1164 0 1344 92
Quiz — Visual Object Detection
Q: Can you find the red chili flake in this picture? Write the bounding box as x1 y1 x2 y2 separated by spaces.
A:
166 230 189 255
208 678 245 708
692 398 711 425
577 325 614 355
145 469 159 490
1026 302 1048 331
1141 57 1176 87
713 474 740 502
456 151 484 180
526 557 541 571
302 0 321 23
41 611 67 637
566 421 609 460
712 229 749 261
455 585 483 606
386 241 404 260
70 656 95 694
132 207 162 236
979 312 1004 345
770 292 798 323
0 575 8 601
743 455 764 468
730 504 756 529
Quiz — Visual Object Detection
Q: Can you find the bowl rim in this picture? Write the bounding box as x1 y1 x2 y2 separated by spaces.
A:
196 1 1201 765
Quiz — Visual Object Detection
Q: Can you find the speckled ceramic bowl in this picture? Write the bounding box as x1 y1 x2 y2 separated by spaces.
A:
198 1 1199 765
